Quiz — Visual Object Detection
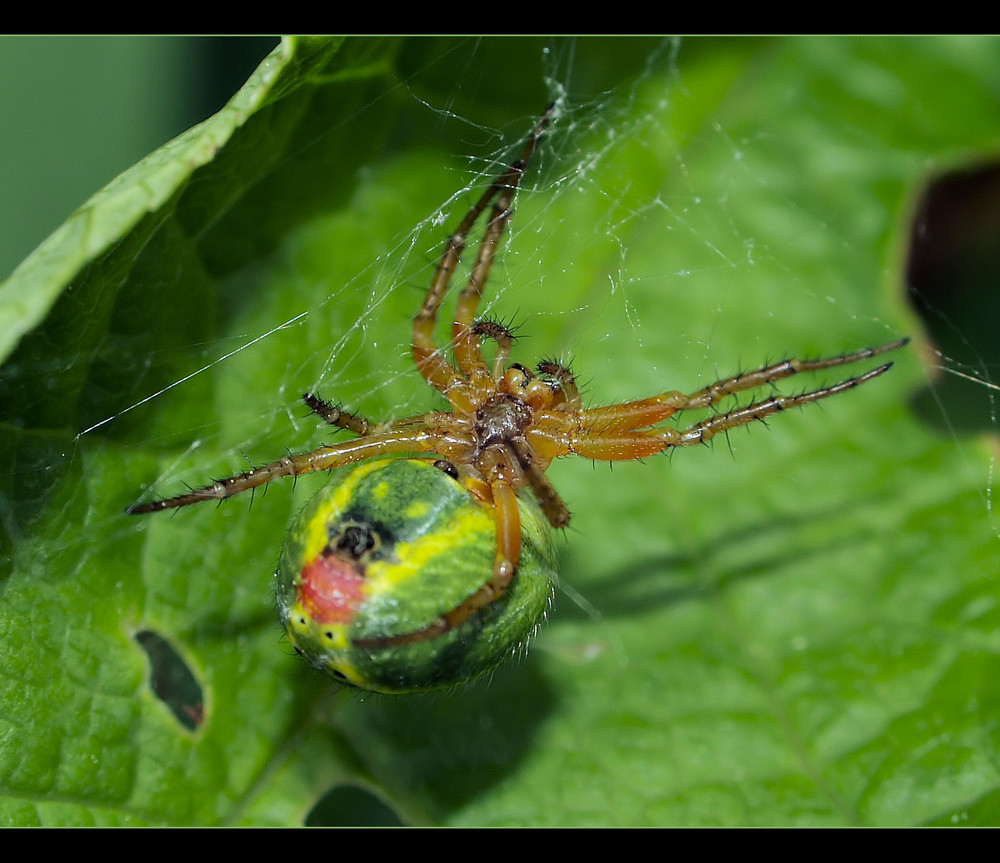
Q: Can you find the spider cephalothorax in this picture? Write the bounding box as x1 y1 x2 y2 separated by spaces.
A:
129 106 907 692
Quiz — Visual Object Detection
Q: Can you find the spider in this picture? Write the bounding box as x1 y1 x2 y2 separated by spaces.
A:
129 106 907 693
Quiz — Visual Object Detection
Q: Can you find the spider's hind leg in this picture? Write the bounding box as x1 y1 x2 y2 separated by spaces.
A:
351 473 526 650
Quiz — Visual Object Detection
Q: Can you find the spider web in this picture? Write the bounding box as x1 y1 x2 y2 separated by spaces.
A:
77 36 1000 568
5 35 1000 829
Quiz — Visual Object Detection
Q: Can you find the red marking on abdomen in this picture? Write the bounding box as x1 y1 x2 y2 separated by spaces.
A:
298 555 365 625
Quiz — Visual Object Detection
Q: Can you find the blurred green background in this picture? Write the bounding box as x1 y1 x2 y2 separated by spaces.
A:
0 36 277 282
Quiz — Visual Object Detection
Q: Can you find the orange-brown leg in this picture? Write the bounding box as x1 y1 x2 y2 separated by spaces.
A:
412 108 553 405
508 436 570 528
665 359 899 447
574 340 908 435
528 340 906 462
452 110 552 378
662 339 908 414
412 179 504 400
126 430 440 514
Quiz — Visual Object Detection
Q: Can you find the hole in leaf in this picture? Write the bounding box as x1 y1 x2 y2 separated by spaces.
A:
135 629 205 731
305 785 405 827
907 159 1000 434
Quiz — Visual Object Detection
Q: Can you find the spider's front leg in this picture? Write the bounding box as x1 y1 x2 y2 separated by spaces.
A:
528 339 909 461
666 354 902 447
663 338 910 417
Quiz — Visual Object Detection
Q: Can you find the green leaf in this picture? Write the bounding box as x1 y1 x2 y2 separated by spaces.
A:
2 36 998 826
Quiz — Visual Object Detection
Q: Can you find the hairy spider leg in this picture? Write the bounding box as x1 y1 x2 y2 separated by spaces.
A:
125 432 439 514
302 392 372 436
509 435 571 528
667 360 897 447
451 114 549 379
527 339 908 462
411 107 553 410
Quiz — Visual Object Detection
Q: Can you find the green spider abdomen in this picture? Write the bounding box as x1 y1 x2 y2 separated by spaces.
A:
276 459 558 693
